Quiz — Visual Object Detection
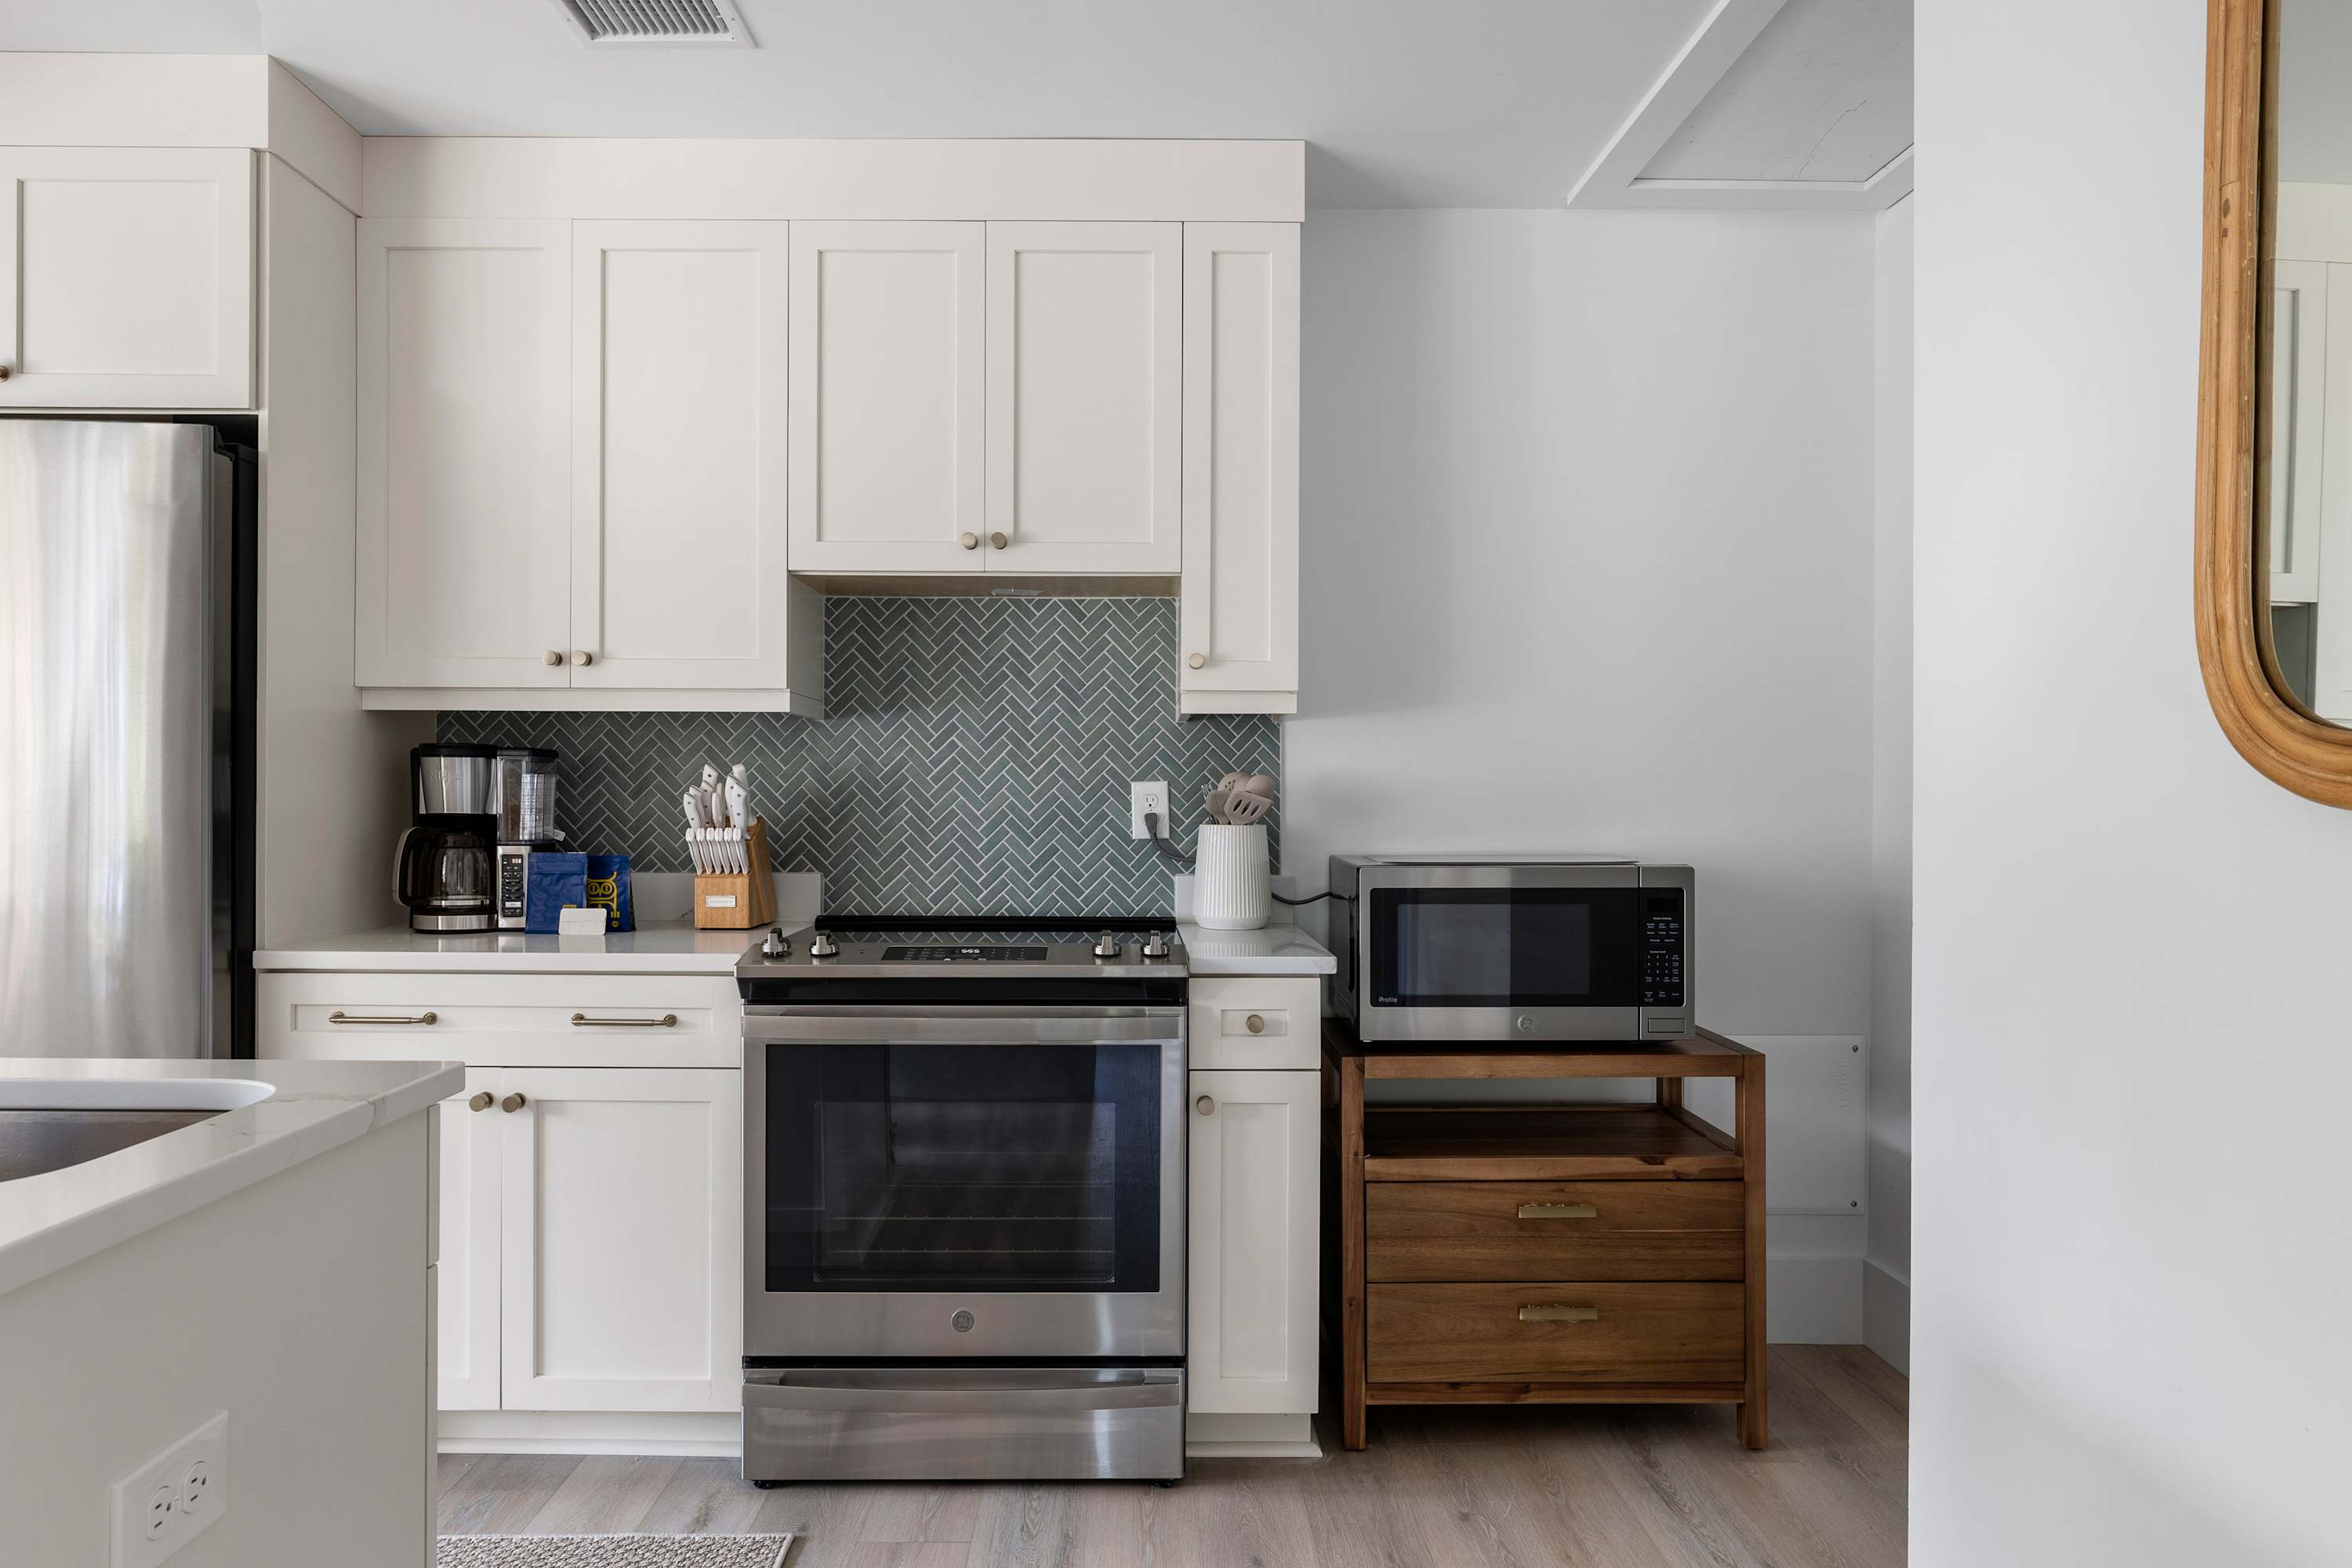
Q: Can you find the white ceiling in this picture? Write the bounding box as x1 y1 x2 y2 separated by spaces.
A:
0 0 1912 209
1641 0 1910 183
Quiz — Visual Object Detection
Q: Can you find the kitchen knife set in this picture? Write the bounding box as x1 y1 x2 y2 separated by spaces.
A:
683 763 758 874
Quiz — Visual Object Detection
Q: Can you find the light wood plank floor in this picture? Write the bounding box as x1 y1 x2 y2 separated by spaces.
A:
437 1345 1906 1567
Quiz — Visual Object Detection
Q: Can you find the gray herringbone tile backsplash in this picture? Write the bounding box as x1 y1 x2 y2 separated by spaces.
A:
439 597 1279 919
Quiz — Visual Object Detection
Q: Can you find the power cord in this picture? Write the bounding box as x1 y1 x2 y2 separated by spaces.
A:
1142 811 1348 907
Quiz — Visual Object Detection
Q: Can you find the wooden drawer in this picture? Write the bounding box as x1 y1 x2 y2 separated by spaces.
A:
1189 976 1319 1069
256 971 742 1068
1367 1282 1745 1385
1367 1181 1744 1283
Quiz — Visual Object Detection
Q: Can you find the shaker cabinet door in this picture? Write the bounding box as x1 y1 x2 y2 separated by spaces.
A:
356 218 573 690
437 1069 505 1412
985 222 1181 574
788 221 985 573
570 221 801 689
1186 1068 1320 1415
498 1068 744 1413
0 146 252 409
1180 223 1300 705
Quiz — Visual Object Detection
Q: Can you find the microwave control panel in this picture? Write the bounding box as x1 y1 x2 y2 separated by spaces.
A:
1640 892 1685 1007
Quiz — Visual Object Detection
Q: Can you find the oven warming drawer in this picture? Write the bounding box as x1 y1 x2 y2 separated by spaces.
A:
743 1367 1184 1482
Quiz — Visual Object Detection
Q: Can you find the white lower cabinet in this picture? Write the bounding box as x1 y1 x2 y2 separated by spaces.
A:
1186 1068 1319 1415
437 1068 503 1411
497 1067 743 1412
260 972 743 1422
428 1065 743 1416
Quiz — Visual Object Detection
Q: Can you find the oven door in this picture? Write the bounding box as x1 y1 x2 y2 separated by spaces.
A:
1354 863 1682 1041
743 1005 1185 1359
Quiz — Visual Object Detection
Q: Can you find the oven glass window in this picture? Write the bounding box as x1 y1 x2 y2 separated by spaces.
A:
1372 887 1644 1007
762 1041 1163 1294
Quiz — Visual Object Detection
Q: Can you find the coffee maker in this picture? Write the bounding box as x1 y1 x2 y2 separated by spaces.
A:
489 746 561 931
397 743 497 933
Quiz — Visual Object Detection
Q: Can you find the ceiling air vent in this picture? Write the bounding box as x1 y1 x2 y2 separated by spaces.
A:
546 0 756 48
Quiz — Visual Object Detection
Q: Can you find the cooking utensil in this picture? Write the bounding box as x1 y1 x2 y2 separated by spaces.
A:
1241 774 1275 800
1219 788 1274 826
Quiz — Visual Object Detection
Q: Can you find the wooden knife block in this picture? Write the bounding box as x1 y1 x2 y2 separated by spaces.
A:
692 817 777 930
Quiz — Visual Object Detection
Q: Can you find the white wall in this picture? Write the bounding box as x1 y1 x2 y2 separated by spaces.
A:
1867 194 1913 1374
1917 2 2352 1563
1287 208 1878 1335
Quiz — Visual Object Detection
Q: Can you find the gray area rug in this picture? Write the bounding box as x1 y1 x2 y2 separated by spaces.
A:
437 1536 793 1568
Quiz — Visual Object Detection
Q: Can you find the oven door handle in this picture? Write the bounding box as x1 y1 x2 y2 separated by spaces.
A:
743 1372 1181 1414
743 1009 1183 1047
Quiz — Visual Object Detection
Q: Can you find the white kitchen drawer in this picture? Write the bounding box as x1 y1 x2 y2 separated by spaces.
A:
256 972 741 1069
1189 977 1319 1070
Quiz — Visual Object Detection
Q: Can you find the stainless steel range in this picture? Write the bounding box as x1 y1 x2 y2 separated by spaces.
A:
736 924 1189 1484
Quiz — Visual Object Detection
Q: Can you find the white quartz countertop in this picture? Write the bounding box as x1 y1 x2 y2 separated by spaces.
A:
0 1055 463 1298
255 922 808 975
1176 922 1337 975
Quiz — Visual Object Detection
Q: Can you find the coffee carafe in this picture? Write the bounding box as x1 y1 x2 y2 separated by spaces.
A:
397 743 497 933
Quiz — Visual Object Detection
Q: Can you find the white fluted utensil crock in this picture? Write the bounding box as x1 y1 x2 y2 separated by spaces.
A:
1193 824 1272 930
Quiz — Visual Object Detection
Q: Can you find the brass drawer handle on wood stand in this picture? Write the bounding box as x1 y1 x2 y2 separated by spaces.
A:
1516 1202 1599 1220
570 1012 678 1028
1519 1304 1600 1323
328 1010 437 1025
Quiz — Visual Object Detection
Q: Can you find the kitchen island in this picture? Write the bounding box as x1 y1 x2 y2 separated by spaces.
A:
0 1055 459 1566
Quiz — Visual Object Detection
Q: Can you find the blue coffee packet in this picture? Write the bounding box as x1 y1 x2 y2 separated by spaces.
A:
524 852 589 934
585 854 633 932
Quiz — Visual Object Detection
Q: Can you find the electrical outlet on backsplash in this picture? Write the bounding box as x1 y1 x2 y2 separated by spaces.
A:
437 597 1279 918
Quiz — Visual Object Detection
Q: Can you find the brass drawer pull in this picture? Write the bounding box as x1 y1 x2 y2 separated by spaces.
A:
1245 1013 1267 1034
1519 1304 1600 1323
570 1012 678 1028
329 1010 437 1025
467 1091 493 1112
1517 1202 1599 1220
500 1092 528 1113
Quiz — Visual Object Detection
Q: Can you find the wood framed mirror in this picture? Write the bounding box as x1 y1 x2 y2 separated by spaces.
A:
2195 0 2352 806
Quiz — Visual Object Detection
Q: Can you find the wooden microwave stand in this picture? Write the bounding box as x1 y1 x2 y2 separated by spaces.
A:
1323 1022 1766 1450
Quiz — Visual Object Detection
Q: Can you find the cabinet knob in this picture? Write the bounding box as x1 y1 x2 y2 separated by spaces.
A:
500 1092 527 1113
572 650 594 667
960 532 979 550
1196 1094 1215 1116
0 365 12 382
989 532 1009 550
542 649 563 667
467 1091 493 1112
1246 1013 1266 1034
1187 653 1207 670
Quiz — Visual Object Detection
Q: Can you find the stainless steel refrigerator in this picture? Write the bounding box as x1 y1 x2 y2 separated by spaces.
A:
0 420 256 1058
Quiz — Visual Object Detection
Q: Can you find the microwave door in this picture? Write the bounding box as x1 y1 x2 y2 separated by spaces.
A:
1359 866 1646 1041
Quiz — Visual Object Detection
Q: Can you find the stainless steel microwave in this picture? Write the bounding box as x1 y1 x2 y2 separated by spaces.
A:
1328 855 1693 1042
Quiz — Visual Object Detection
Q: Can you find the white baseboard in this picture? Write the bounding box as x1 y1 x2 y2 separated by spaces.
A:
1185 1411 1322 1460
1864 1258 1910 1374
439 1410 739 1457
1767 1254 1865 1342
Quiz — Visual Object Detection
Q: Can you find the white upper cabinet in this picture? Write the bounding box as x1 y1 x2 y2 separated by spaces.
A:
789 221 985 573
985 222 1181 574
571 221 797 688
357 218 573 691
1181 223 1301 710
2273 259 2327 605
0 147 252 409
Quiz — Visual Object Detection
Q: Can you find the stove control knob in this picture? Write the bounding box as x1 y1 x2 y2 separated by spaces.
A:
760 927 786 959
1141 931 1171 960
808 930 840 959
1094 931 1123 960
